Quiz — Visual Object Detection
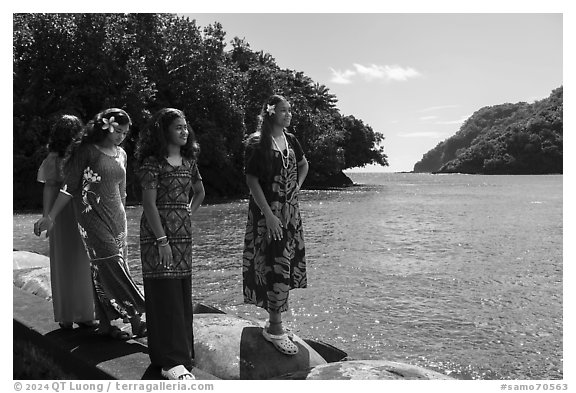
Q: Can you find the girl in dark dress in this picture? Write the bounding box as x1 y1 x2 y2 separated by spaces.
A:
136 108 205 380
243 95 309 355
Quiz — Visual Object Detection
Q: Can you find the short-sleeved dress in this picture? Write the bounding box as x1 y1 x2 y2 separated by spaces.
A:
242 132 307 313
138 156 202 279
37 152 95 323
62 144 145 321
138 156 202 369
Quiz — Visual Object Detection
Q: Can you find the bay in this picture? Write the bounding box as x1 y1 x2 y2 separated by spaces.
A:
13 173 563 380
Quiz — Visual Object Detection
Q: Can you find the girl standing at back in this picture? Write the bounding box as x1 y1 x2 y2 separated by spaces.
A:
34 108 146 340
35 114 96 329
243 94 309 356
136 108 205 380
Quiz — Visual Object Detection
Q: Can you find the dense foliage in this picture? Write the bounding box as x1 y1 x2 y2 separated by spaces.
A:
413 87 562 174
13 13 388 209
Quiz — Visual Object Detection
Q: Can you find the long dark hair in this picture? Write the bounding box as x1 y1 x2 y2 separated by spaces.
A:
245 95 288 179
135 108 200 166
48 115 84 157
63 108 132 168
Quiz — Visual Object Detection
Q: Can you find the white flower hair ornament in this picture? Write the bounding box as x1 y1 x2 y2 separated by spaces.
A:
102 116 119 133
266 104 276 116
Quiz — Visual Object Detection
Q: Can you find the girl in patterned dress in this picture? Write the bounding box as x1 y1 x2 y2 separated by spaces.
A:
243 95 309 355
35 108 146 340
136 108 205 380
35 114 96 329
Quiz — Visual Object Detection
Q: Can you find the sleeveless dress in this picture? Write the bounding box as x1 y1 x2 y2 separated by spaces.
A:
62 144 145 321
242 132 307 313
37 152 95 323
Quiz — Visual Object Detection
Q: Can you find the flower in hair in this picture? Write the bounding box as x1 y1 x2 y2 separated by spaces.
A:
266 104 276 116
102 116 119 133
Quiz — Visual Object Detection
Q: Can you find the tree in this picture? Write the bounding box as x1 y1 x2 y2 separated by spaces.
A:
13 13 390 209
415 87 562 174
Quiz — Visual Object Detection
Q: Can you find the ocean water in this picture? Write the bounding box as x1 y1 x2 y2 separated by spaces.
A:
13 173 563 380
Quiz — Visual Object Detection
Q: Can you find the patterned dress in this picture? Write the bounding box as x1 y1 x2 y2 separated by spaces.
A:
243 132 307 313
138 156 202 369
62 144 145 321
37 152 95 323
138 156 202 279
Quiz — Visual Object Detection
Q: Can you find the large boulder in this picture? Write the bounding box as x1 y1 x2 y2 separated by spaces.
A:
13 251 52 300
193 313 327 379
280 359 454 380
13 267 52 300
13 250 50 270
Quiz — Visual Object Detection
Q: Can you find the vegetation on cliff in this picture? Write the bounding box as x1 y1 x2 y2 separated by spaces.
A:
13 13 388 209
413 86 562 174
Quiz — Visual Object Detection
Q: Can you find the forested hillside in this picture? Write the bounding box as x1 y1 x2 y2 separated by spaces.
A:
13 13 388 209
413 86 562 174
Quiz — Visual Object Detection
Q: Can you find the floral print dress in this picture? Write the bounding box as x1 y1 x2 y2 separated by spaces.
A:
242 132 307 313
62 144 145 321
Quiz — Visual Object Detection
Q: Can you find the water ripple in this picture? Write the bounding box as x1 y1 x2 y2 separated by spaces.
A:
13 174 562 380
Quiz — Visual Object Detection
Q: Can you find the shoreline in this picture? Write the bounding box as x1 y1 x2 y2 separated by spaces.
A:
13 172 564 214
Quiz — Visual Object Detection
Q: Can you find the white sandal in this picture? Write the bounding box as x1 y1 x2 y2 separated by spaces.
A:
262 328 299 355
161 365 195 380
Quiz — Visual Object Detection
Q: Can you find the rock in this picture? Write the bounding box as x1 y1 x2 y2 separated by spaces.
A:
193 313 327 379
13 251 53 300
13 266 52 300
13 250 50 270
281 359 454 380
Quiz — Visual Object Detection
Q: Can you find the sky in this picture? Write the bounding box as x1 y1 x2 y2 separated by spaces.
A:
187 13 563 172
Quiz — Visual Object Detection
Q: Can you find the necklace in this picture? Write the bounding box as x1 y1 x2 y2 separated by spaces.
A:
95 144 118 158
271 133 289 169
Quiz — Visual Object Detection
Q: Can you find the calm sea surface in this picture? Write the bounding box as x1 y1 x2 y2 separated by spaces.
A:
13 173 563 380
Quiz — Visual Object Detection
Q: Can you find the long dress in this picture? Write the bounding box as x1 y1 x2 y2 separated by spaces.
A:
242 132 307 313
62 144 145 322
138 156 202 369
37 152 95 323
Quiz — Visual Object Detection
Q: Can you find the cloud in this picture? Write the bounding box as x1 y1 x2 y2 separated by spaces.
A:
355 64 421 82
329 68 355 84
329 63 422 84
420 115 438 121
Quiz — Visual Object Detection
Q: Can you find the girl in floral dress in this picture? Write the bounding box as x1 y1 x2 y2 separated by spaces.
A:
243 95 309 356
136 108 205 380
35 108 146 340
